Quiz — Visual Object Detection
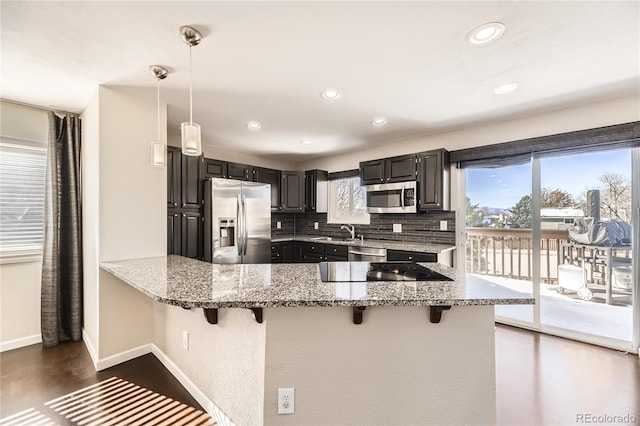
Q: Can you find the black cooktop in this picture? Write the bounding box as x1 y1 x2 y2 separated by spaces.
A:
319 261 453 282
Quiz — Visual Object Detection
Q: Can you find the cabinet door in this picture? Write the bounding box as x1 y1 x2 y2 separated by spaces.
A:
359 159 386 185
167 211 182 255
167 147 181 208
228 162 251 181
386 154 416 182
253 167 281 211
387 249 436 263
418 149 450 210
203 158 227 178
181 211 202 259
281 171 304 212
304 170 328 213
181 154 202 209
283 242 302 263
271 242 283 263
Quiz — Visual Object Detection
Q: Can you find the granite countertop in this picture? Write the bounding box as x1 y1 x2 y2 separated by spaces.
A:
272 234 456 254
100 255 534 309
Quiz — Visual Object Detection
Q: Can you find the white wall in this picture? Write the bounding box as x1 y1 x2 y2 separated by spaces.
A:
81 92 101 357
94 86 166 360
154 303 266 426
263 306 496 425
0 101 48 350
297 95 640 172
168 136 295 172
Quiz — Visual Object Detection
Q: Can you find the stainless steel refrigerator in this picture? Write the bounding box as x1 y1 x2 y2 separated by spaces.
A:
204 178 271 264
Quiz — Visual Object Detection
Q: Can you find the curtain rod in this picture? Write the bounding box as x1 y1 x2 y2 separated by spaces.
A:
1 98 79 116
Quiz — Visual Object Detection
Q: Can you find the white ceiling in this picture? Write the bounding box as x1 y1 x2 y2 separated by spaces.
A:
2 1 638 163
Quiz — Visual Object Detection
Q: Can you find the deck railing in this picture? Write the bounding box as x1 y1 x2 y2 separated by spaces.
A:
465 228 569 283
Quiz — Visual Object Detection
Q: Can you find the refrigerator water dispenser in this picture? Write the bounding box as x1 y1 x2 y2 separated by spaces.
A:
219 218 235 247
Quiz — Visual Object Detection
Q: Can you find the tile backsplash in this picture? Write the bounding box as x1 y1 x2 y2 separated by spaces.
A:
272 211 455 245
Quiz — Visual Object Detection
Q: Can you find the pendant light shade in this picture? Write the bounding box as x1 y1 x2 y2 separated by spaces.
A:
149 65 168 168
180 25 203 157
181 122 201 156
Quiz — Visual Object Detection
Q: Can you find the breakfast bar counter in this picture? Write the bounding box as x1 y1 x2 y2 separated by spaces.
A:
100 254 533 310
100 255 534 426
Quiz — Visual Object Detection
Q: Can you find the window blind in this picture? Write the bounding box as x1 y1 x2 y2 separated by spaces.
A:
450 121 640 168
0 136 47 258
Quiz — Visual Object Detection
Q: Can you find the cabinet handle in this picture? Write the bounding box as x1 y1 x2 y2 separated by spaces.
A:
174 203 178 206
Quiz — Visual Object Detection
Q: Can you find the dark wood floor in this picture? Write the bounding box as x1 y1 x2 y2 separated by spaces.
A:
2 326 639 425
495 324 640 426
0 340 202 425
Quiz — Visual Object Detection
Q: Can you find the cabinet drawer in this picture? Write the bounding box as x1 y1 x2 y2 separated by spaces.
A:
387 249 436 263
302 242 323 253
324 244 348 258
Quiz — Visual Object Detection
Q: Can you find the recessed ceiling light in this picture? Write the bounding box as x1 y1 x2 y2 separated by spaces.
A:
493 83 519 94
246 121 262 130
300 139 312 145
371 117 387 126
320 89 341 100
467 22 505 45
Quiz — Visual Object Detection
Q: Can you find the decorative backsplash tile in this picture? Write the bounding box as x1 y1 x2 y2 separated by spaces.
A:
272 211 455 245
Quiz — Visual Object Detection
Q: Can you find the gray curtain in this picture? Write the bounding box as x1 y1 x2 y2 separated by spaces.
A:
41 112 83 346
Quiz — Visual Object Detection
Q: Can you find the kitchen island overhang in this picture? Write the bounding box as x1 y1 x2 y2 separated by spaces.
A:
100 255 534 426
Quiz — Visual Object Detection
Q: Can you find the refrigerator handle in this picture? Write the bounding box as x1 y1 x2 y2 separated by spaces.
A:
242 194 248 255
237 194 244 256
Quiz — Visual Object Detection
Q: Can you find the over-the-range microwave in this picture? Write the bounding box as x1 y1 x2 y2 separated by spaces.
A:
365 181 417 213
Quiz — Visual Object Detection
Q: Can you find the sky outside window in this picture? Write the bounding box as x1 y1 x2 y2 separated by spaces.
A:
466 150 631 209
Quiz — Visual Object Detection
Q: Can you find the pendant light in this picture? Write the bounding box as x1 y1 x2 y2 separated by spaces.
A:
180 25 203 156
149 65 168 167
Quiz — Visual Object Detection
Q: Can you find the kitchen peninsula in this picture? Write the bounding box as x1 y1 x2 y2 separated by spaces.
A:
100 255 533 425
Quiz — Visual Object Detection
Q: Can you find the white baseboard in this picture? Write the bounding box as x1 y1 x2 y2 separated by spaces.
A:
81 329 99 368
95 343 152 371
0 334 42 352
151 344 235 426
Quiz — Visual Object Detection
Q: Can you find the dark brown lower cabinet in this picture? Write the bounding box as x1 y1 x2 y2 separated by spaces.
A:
271 241 302 263
167 211 182 255
181 211 203 260
301 242 347 262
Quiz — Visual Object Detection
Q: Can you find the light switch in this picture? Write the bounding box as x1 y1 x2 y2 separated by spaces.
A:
440 220 447 231
393 223 402 233
277 221 282 229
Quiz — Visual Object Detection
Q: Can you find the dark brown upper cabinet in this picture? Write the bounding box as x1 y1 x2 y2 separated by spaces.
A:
181 153 202 209
304 169 328 213
167 147 181 208
253 167 281 211
359 154 416 185
417 149 450 211
227 162 252 181
281 171 304 212
203 158 227 179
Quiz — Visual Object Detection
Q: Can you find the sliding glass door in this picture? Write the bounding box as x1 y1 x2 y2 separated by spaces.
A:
465 162 534 325
462 148 637 350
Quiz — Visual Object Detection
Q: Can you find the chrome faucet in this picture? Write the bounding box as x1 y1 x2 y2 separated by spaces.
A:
340 224 355 240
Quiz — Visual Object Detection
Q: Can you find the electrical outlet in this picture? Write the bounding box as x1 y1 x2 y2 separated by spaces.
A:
314 222 319 230
278 388 295 414
182 330 189 350
393 223 402 233
276 221 282 229
440 220 448 231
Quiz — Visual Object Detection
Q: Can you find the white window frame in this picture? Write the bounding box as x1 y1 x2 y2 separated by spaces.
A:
0 136 47 264
327 176 370 225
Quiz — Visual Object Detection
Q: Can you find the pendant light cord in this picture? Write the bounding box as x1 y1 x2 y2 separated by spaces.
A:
189 44 193 125
156 78 161 143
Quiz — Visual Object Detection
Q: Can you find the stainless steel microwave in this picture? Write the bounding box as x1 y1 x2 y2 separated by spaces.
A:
366 181 417 213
